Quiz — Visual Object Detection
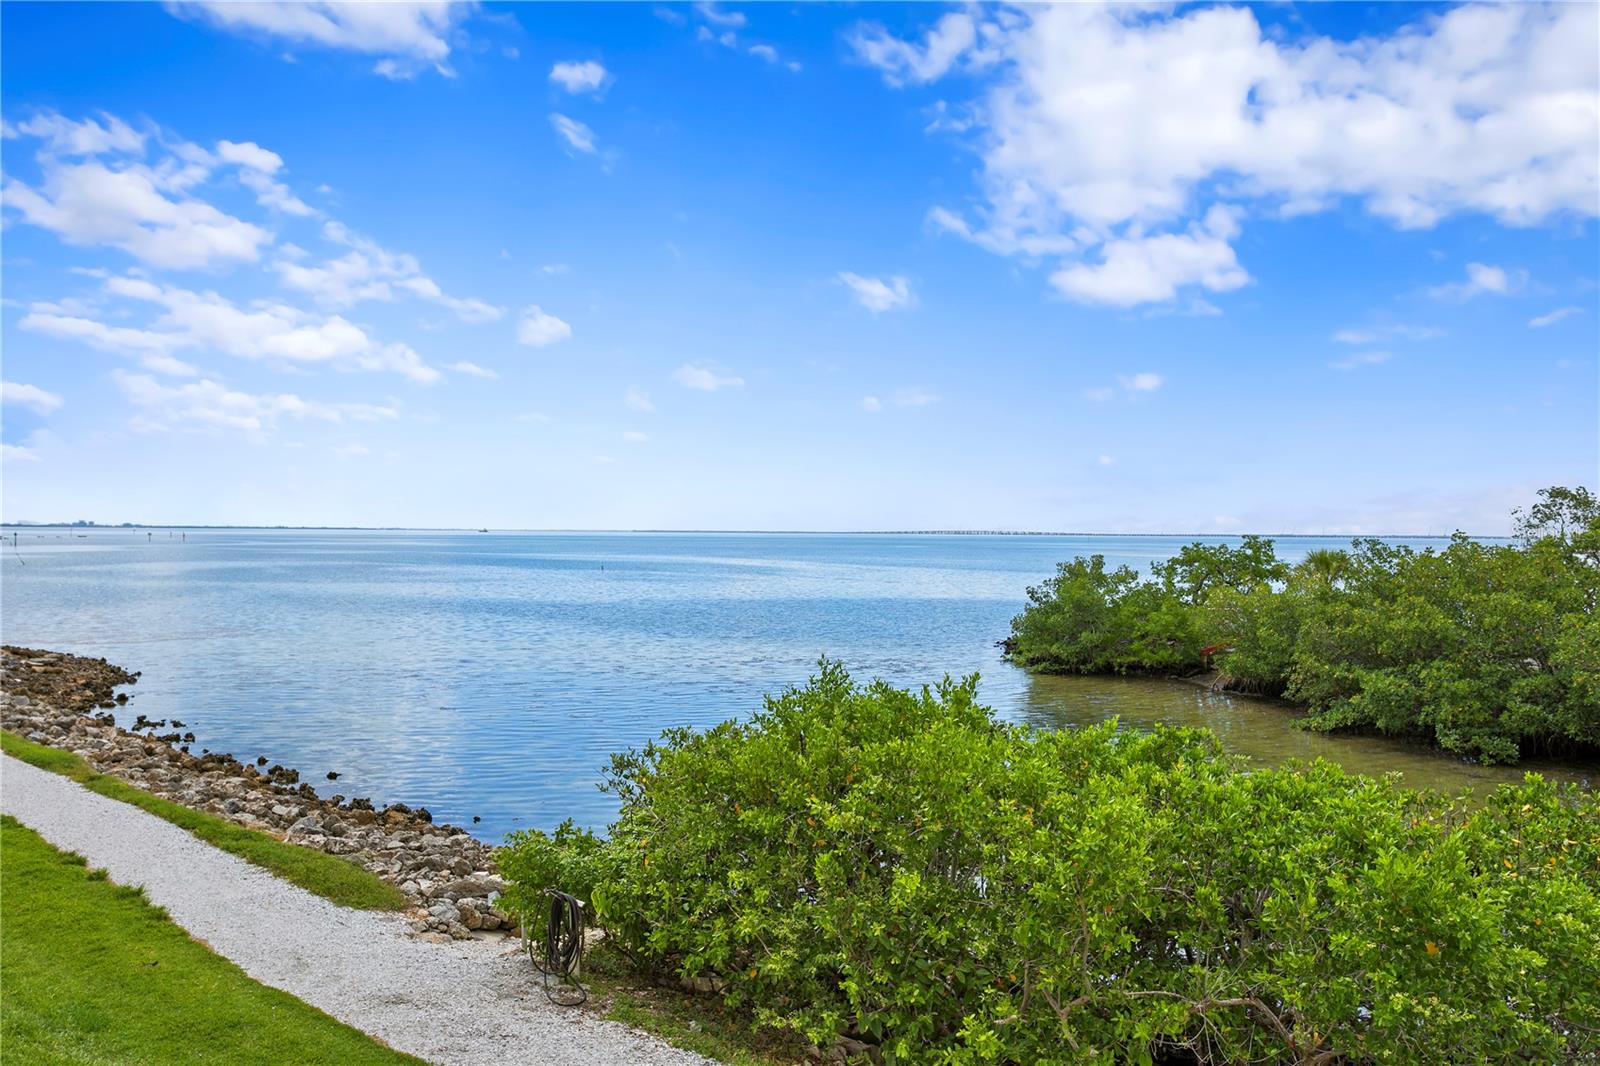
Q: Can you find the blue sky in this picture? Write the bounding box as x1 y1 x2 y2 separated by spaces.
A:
2 2 1596 534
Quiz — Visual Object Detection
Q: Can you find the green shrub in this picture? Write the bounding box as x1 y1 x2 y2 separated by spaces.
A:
498 818 615 930
1006 487 1600 763
499 664 1600 1064
1288 533 1599 761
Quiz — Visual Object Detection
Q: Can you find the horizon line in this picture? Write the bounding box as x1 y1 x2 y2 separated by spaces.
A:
0 522 1507 539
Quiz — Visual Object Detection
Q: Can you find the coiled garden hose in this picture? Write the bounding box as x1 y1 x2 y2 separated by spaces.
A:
525 889 587 1005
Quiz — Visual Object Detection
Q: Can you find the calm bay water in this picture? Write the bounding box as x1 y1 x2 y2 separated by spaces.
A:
2 528 1588 840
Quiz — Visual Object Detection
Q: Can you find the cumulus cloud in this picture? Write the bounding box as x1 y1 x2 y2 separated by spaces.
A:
2 145 272 270
550 113 597 154
860 395 882 412
0 111 328 266
624 386 654 412
694 2 745 29
1428 262 1526 301
1529 306 1584 328
516 305 572 347
2 111 145 156
448 361 498 379
238 166 315 216
23 275 440 383
847 12 983 87
622 430 649 443
838 272 916 313
215 139 283 173
673 363 744 391
549 60 608 94
685 4 795 69
275 221 502 322
114 370 399 434
1050 207 1249 307
169 1 470 78
1 381 64 414
861 4 1599 308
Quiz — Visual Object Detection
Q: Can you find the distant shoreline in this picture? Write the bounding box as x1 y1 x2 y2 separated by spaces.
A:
0 523 1508 539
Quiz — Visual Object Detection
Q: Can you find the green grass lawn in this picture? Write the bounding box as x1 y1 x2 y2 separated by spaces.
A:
0 815 423 1065
1 730 406 911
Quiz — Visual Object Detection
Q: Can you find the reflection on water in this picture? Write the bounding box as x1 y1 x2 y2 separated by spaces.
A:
1020 673 1593 796
1 527 1591 840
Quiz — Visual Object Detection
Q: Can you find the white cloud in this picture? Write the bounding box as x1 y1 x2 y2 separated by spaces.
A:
847 12 981 87
1 112 326 266
1098 454 1116 466
1529 306 1584 328
1428 262 1526 301
170 1 469 78
891 387 939 407
214 139 283 173
838 272 916 313
694 2 745 29
18 308 192 375
550 60 608 94
238 167 315 217
276 221 502 322
673 363 744 391
1332 324 1443 344
2 151 272 270
540 263 569 275
2 111 145 156
1 381 64 414
860 395 882 412
550 113 597 154
333 442 372 457
513 411 550 423
686 8 793 68
1118 372 1164 392
1086 373 1163 400
1050 207 1249 307
1330 350 1393 371
448 361 498 379
624 386 654 412
1 443 40 463
516 305 572 347
25 275 440 383
622 430 649 444
868 4 1599 308
114 370 399 434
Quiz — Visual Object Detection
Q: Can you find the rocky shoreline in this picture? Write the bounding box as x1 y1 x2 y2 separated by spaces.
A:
1 646 518 942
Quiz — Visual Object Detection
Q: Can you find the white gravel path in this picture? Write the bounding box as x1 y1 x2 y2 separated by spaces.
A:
1 753 715 1066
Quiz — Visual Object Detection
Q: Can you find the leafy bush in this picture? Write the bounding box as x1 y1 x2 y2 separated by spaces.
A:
1006 487 1600 763
499 664 1600 1064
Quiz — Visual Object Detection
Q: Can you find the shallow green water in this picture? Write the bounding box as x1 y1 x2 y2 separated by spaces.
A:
1020 672 1592 795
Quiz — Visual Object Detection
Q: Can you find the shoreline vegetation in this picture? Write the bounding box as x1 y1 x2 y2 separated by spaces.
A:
500 662 1599 1064
1003 486 1600 766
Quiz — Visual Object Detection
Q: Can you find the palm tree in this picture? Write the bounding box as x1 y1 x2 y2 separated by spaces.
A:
1296 548 1350 590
